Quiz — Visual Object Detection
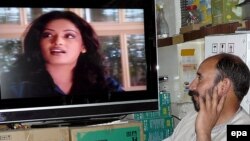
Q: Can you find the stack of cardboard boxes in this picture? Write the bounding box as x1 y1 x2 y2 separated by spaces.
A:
133 91 174 141
0 121 144 141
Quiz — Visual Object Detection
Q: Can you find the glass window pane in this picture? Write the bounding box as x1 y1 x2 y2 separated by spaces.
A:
125 9 143 22
26 8 66 23
84 9 118 22
127 34 146 86
0 8 20 24
0 39 22 73
99 36 122 86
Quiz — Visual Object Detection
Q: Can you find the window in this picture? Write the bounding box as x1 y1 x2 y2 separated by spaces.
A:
26 8 66 23
0 8 20 24
0 38 21 74
84 9 119 22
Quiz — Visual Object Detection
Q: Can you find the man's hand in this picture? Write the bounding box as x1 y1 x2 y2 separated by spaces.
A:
195 86 227 141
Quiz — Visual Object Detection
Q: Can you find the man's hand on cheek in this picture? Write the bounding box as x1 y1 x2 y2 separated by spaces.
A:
195 86 227 141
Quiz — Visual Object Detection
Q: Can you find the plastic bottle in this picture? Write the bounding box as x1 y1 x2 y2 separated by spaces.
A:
156 4 169 39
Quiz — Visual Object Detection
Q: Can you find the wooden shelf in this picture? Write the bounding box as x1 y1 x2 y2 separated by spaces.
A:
157 21 250 47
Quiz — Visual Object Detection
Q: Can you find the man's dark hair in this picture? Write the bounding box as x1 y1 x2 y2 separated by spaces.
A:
211 53 250 101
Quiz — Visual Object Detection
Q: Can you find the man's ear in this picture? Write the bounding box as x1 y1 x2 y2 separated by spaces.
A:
218 78 231 96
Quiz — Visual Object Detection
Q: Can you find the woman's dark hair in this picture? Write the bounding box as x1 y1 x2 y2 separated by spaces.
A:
17 11 107 91
213 53 250 101
23 11 101 66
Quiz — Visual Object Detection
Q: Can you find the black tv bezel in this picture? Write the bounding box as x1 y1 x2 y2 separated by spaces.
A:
0 0 158 124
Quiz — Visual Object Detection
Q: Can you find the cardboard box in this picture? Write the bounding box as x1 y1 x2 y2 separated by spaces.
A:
70 121 143 141
211 0 242 25
133 92 171 120
133 104 171 120
139 116 174 141
141 117 174 132
144 128 173 141
172 34 184 44
180 24 201 34
0 127 70 141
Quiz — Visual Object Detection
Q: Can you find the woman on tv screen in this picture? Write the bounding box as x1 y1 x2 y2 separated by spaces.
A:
0 11 123 102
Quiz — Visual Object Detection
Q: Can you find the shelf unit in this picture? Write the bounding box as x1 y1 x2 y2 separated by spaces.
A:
158 20 250 47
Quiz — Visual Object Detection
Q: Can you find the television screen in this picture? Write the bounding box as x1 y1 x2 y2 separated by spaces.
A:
0 0 158 124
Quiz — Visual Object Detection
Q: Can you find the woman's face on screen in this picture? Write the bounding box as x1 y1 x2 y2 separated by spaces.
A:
40 19 85 66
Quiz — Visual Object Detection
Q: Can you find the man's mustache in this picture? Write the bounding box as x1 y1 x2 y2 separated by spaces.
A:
188 90 199 97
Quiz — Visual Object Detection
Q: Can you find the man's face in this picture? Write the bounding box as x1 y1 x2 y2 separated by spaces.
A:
188 58 219 111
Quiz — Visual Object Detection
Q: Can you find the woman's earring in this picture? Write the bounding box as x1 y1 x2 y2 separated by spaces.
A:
81 48 86 53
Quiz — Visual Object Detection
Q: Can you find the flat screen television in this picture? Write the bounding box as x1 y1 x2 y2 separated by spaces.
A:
0 0 158 124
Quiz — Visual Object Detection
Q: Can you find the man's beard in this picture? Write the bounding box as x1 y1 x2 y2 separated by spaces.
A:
189 90 200 111
188 87 214 112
